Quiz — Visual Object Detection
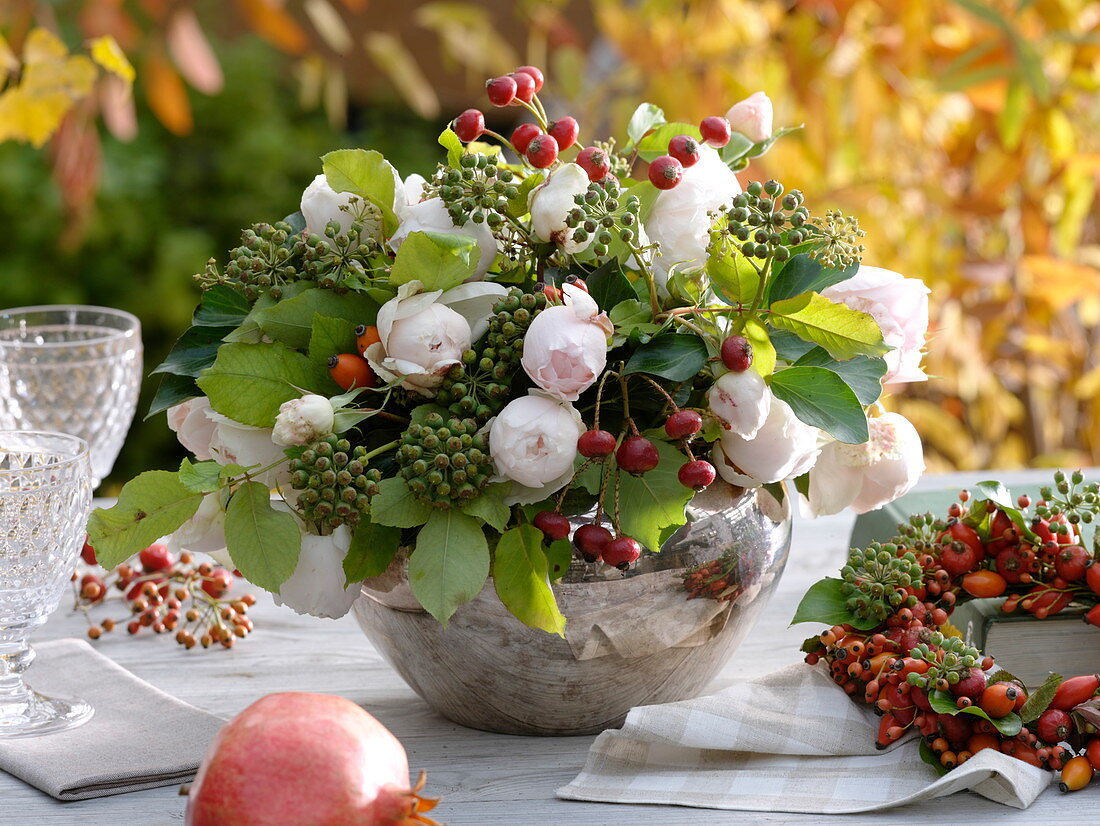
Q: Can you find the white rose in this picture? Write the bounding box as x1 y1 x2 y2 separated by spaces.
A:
167 397 217 461
390 197 499 280
397 173 426 219
529 163 592 254
520 284 613 401
821 265 930 384
489 392 583 505
645 145 741 281
301 161 409 244
272 394 335 447
273 520 360 619
207 411 290 490
707 369 772 440
806 412 925 516
725 91 773 144
167 493 231 568
712 397 821 486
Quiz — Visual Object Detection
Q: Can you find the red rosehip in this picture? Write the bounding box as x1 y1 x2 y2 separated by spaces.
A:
514 65 544 93
328 353 377 391
526 134 559 168
573 524 613 563
548 116 579 150
603 537 642 570
699 115 732 147
720 335 754 372
454 108 486 142
665 410 703 439
616 436 659 474
678 460 716 491
81 537 98 566
576 146 611 181
1037 708 1074 744
140 543 175 572
511 123 542 155
667 134 701 167
202 568 234 599
485 75 517 107
578 429 617 457
533 511 571 542
80 573 106 603
564 274 588 292
648 154 683 190
1055 544 1089 582
511 71 536 103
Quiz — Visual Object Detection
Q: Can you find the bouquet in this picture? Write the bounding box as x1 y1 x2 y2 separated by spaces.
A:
89 67 929 633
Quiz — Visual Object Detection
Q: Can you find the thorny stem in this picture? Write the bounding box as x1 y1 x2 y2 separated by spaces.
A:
612 466 623 535
556 457 598 512
593 369 617 430
637 374 679 414
627 240 663 317
618 373 638 435
595 459 613 528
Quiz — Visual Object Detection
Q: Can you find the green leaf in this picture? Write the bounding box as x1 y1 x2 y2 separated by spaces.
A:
929 690 1023 736
438 126 463 168
609 299 660 346
800 635 824 654
322 148 399 234
707 239 760 305
152 324 231 378
744 318 777 377
719 132 755 165
343 521 402 585
506 171 544 218
768 291 890 361
197 342 330 428
192 285 250 328
87 471 203 569
585 259 635 312
919 738 951 777
146 373 199 420
637 122 701 162
493 525 566 636
308 314 357 369
626 102 665 146
624 332 708 382
791 578 859 627
545 539 573 582
969 480 1038 542
371 478 433 528
461 483 510 532
178 459 223 493
1020 672 1064 723
768 254 858 304
769 366 869 444
224 481 301 592
389 230 479 290
253 288 378 351
794 347 886 405
408 509 490 625
616 440 694 551
769 327 817 362
988 669 1022 686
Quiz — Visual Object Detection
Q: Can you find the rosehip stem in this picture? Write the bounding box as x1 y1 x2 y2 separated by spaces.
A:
626 241 662 316
637 374 679 413
531 93 549 126
516 98 548 130
593 369 617 430
669 314 709 339
481 128 518 155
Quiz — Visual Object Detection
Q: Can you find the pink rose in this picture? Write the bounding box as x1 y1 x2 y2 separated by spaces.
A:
725 91 773 144
707 369 771 440
520 284 613 401
167 397 216 460
806 412 924 516
821 265 930 384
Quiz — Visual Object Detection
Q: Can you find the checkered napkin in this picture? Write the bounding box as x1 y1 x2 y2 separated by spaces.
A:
557 663 1052 814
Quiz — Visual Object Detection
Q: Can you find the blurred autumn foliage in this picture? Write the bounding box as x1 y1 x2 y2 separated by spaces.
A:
2 0 1099 476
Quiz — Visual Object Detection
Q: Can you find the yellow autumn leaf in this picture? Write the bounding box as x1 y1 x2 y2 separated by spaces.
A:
1021 255 1100 311
0 88 74 147
89 36 135 85
22 28 69 63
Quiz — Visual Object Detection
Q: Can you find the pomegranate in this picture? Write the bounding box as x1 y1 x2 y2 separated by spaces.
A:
186 693 438 826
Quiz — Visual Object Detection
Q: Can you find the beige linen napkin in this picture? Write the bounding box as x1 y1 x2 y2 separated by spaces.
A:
557 663 1052 813
0 638 223 801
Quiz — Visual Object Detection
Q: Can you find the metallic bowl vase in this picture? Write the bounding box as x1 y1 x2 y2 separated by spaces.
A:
353 482 792 736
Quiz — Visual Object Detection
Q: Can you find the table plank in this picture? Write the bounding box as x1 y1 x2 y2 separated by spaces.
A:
3 469 1094 824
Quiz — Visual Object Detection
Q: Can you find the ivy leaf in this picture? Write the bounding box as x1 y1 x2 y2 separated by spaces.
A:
197 342 331 427
461 483 510 532
767 254 858 304
929 690 1023 736
308 313 357 369
624 332 708 382
625 102 665 146
769 366 869 444
178 458 223 493
794 347 887 405
224 481 301 592
408 509 490 625
768 291 891 361
321 148 399 234
86 471 203 569
253 288 378 350
1020 672 1064 723
493 525 566 636
192 284 250 327
707 239 760 306
616 440 694 551
371 478 433 528
343 521 402 585
389 230 478 290
792 578 858 627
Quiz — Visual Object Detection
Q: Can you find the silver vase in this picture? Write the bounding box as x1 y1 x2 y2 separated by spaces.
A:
352 481 792 735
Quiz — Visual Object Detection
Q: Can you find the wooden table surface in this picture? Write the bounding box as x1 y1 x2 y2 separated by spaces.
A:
5 469 1097 824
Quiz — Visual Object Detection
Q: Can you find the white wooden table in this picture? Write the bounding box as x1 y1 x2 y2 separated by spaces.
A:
5 469 1096 824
